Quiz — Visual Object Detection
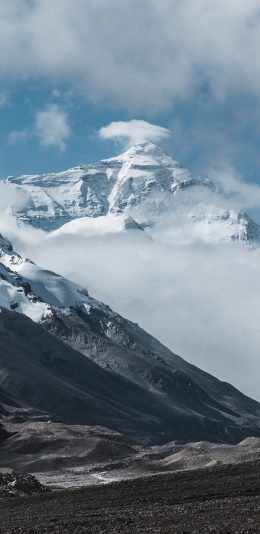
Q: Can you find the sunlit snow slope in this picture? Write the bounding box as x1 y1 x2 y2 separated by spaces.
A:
5 142 260 244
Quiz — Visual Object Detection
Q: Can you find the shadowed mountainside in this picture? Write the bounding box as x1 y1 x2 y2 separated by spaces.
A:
0 307 260 446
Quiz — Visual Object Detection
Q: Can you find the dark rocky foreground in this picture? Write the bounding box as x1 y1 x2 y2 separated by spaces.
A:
1 461 259 533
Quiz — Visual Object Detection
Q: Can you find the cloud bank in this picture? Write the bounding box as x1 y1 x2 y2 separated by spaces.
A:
99 120 171 147
209 162 260 212
2 207 259 403
1 1 260 111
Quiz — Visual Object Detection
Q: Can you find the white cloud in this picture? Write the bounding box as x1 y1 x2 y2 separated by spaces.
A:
99 120 170 147
0 1 260 111
0 183 28 210
8 129 28 144
35 104 71 151
0 92 9 108
4 212 260 402
209 162 260 210
7 104 71 151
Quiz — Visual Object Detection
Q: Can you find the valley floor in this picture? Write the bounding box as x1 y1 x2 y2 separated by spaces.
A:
0 461 259 533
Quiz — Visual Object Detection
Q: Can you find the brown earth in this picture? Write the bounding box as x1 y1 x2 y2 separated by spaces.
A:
0 460 259 533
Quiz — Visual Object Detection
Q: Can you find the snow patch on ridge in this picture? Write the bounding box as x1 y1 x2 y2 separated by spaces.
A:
49 214 144 238
0 232 121 328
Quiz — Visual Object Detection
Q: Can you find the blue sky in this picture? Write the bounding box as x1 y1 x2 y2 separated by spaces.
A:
0 83 124 177
1 82 260 185
1 1 260 188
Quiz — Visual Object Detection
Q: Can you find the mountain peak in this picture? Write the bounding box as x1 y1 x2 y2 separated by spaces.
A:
103 141 176 167
125 141 164 155
4 148 260 244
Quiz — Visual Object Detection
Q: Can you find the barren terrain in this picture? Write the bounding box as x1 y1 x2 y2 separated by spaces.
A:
1 460 259 533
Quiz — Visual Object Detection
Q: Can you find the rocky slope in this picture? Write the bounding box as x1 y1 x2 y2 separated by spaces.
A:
1 407 260 486
0 234 260 445
5 142 260 243
0 307 179 443
2 307 260 445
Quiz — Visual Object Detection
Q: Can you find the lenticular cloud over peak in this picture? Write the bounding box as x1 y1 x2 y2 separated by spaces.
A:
98 120 171 147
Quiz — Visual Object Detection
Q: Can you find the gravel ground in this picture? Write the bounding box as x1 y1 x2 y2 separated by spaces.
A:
0 460 259 533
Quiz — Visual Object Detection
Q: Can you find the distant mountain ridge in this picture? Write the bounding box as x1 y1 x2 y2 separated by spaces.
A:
5 142 260 243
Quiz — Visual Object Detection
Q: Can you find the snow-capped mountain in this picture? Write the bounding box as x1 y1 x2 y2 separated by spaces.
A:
5 142 260 243
0 232 260 445
0 232 117 324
